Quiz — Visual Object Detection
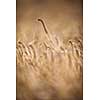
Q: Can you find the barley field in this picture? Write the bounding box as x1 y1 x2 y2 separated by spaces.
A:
16 0 83 100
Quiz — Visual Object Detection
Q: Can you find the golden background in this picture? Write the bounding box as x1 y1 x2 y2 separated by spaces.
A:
17 0 82 43
16 0 83 100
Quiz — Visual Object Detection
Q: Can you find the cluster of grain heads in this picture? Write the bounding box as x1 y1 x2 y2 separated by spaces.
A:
16 39 83 100
16 19 83 100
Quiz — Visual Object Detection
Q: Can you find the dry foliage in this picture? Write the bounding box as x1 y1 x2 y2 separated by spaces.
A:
16 19 83 100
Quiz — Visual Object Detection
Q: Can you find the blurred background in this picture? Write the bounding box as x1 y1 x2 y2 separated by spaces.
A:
16 0 83 44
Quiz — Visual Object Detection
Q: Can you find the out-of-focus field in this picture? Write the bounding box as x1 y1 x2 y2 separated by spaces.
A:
16 0 83 100
17 0 82 43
